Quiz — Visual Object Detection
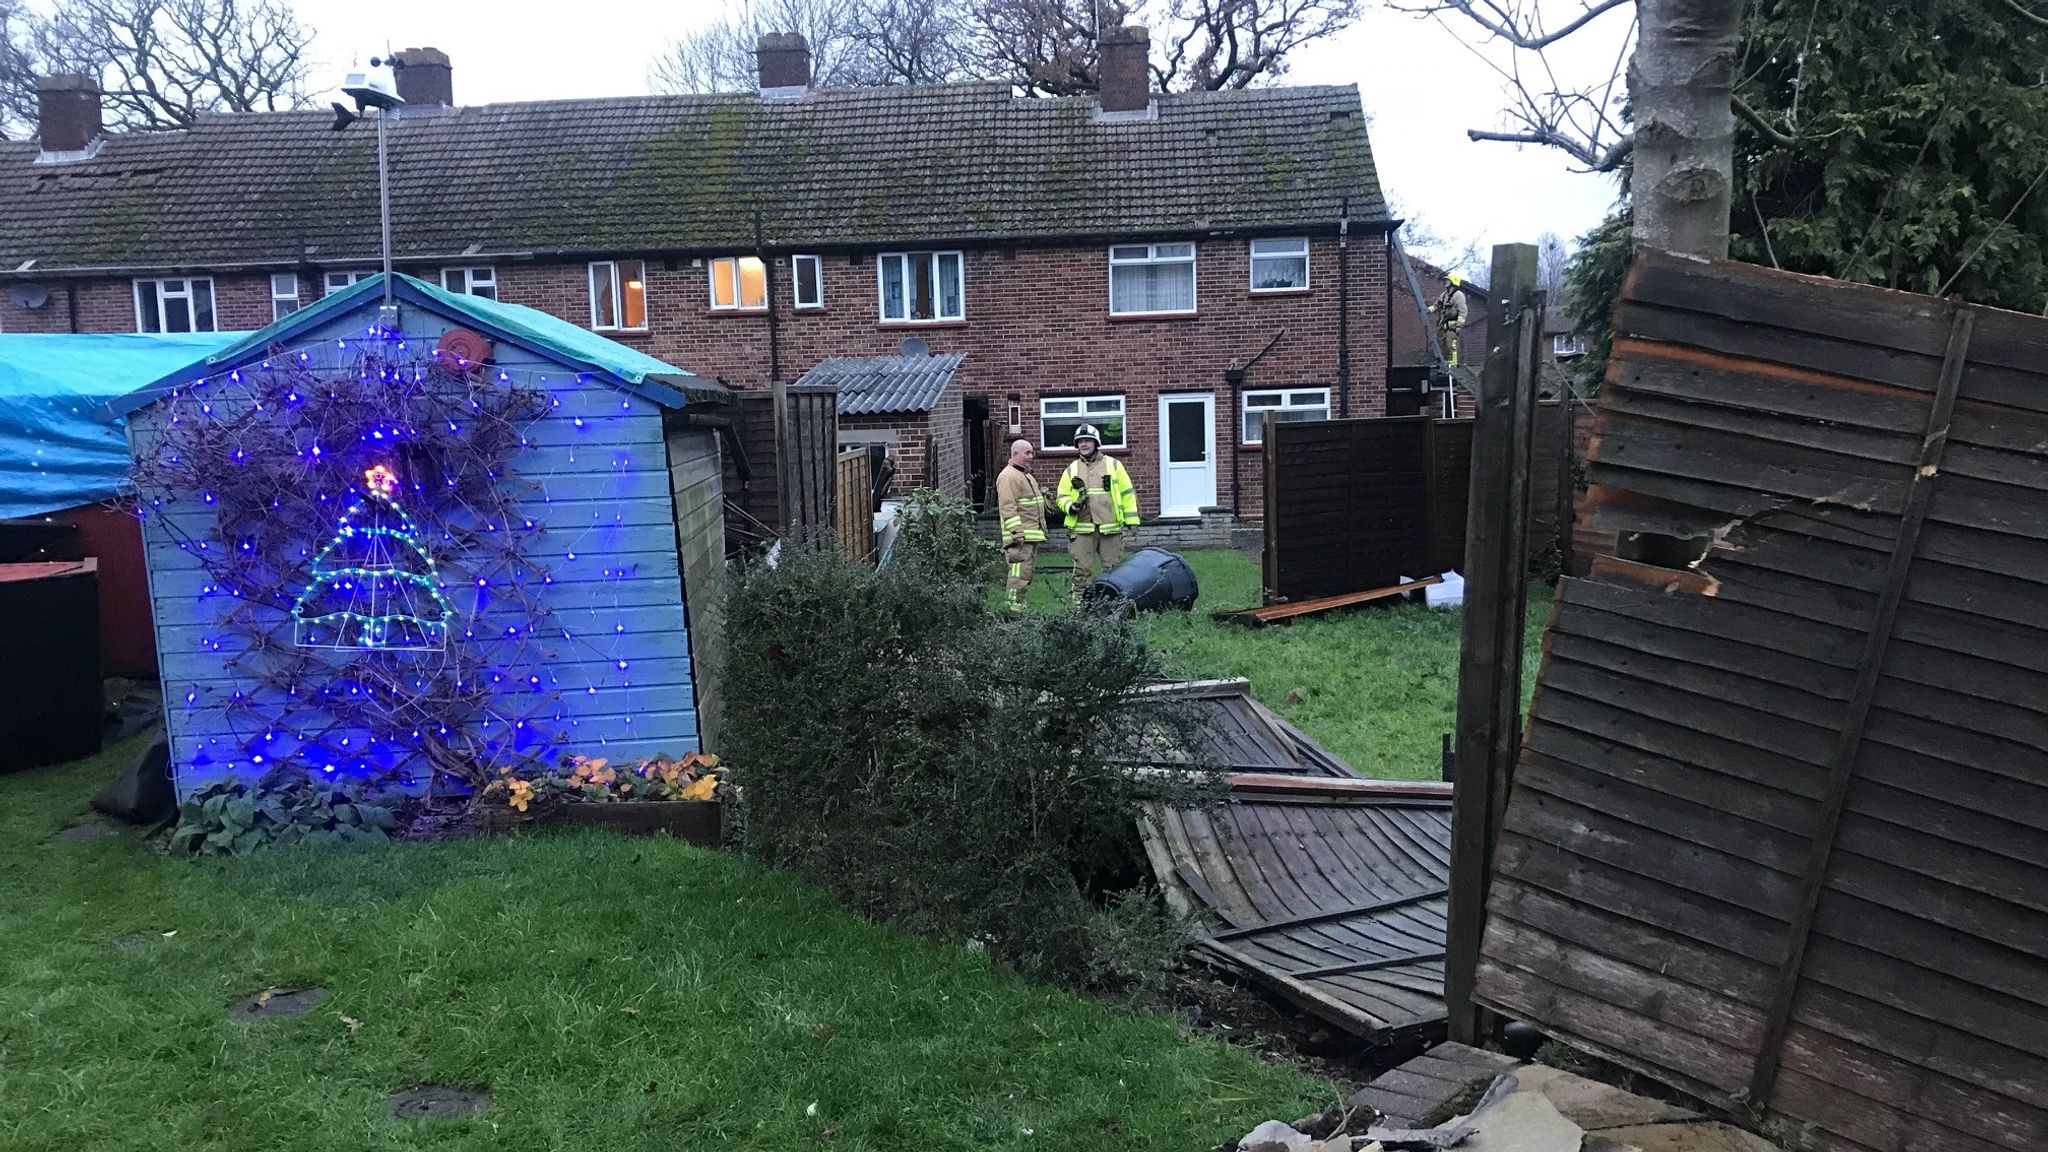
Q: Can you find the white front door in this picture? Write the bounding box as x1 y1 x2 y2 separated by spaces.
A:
1158 392 1216 517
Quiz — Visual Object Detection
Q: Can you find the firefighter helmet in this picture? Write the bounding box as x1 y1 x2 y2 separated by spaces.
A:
1072 424 1103 447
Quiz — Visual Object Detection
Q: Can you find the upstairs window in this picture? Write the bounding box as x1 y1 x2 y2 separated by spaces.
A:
135 277 216 333
878 251 964 323
590 260 648 331
1109 242 1196 315
323 270 373 294
1241 387 1331 444
792 254 823 309
709 256 767 311
1249 237 1310 292
1040 395 1127 450
270 273 301 321
442 266 498 300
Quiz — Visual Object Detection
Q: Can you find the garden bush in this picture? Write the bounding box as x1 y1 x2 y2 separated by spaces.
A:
170 774 400 855
723 491 1217 993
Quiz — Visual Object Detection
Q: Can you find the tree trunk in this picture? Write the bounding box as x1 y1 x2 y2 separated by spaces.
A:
1629 0 1743 258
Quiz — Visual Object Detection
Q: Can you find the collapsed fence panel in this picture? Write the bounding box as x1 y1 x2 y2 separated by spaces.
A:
1475 252 2048 1152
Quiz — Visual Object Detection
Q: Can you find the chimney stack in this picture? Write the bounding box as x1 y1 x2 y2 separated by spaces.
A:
392 47 454 107
1098 25 1151 114
37 74 103 155
756 33 810 97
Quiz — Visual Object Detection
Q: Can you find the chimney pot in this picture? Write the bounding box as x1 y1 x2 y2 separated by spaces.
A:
392 47 454 107
37 74 103 155
757 32 811 95
1098 25 1151 114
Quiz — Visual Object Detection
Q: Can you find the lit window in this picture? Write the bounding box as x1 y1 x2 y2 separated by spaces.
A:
1109 242 1197 315
442 266 498 300
792 254 823 309
1553 332 1585 358
590 260 648 331
1241 388 1331 444
709 256 767 311
323 270 374 295
270 273 301 321
135 277 216 333
877 251 964 323
1249 237 1310 292
1040 395 1127 450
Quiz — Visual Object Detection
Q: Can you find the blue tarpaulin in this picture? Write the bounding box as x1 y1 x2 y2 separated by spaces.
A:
0 332 240 518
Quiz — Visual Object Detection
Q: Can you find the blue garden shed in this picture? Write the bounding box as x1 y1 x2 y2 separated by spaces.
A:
114 275 730 798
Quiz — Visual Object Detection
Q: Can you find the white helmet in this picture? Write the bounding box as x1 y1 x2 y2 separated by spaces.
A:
1072 424 1103 447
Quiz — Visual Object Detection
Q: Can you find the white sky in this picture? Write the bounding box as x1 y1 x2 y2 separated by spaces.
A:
282 0 1631 267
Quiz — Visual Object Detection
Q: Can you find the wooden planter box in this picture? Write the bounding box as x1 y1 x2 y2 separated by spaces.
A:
481 800 725 847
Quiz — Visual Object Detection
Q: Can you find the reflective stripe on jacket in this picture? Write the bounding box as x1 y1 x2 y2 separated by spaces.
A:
995 464 1048 542
1056 454 1140 534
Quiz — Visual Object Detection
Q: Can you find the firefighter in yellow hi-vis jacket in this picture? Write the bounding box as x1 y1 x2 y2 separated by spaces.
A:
1055 424 1140 596
995 438 1047 611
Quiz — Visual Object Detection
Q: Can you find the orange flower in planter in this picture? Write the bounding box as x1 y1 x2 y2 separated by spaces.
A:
507 779 535 812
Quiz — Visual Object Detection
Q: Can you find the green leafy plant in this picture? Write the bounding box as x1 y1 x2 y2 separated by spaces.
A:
169 775 400 855
723 490 1220 993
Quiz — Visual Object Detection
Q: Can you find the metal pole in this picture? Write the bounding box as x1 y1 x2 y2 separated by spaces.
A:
377 108 394 304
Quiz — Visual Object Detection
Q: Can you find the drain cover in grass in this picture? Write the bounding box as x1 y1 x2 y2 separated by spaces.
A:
110 932 163 953
52 817 124 843
387 1086 490 1121
228 987 327 1022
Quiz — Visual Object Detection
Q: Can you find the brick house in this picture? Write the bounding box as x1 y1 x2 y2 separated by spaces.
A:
0 31 1395 524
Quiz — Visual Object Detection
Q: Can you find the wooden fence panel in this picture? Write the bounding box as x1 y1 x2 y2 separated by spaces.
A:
722 386 840 554
1264 415 1433 599
1476 251 2048 1152
834 448 876 562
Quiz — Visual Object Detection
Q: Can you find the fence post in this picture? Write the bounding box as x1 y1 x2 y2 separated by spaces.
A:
1443 243 1543 1045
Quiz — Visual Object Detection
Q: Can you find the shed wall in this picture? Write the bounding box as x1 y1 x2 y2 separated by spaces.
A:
135 303 699 794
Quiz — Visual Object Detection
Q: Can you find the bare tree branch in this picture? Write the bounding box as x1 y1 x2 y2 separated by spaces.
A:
1732 93 1795 146
2003 0 2048 30
1391 0 1632 50
1467 124 1632 170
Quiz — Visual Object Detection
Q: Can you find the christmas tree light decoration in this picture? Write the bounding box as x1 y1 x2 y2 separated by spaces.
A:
291 464 454 650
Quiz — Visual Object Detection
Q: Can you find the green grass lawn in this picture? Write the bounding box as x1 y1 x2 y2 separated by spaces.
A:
1026 548 1549 779
0 742 1328 1151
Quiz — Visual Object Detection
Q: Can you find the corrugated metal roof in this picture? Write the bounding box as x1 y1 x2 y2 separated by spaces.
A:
801 353 962 415
0 84 1387 272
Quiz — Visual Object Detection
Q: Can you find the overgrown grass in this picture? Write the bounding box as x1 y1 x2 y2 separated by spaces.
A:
1023 548 1549 779
0 741 1327 1151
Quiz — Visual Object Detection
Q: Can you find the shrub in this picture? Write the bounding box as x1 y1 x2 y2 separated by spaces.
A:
724 490 1217 991
170 775 400 855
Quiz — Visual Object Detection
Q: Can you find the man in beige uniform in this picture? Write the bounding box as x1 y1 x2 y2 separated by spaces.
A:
1055 424 1140 596
994 438 1047 611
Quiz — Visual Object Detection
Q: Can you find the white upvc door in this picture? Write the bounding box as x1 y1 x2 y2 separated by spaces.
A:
1158 392 1217 517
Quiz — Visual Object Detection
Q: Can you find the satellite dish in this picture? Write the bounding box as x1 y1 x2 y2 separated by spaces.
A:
9 282 48 310
898 336 931 357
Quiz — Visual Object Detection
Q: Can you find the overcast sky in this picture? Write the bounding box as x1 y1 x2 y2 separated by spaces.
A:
286 0 1631 268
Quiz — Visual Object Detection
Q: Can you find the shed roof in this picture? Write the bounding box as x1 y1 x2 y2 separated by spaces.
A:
0 331 239 517
800 353 963 415
0 84 1386 272
112 273 726 416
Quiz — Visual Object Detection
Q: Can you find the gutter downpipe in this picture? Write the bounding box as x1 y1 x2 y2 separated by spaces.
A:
755 213 782 385
1338 197 1351 418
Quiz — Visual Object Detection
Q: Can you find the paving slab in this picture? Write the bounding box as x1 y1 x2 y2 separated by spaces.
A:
1581 1122 1785 1152
1454 1087 1583 1152
1510 1064 1702 1130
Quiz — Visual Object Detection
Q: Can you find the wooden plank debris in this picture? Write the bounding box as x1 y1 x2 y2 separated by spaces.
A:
1475 252 2048 1152
1139 771 1454 1042
1213 575 1443 626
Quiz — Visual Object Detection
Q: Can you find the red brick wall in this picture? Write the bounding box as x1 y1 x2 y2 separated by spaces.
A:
0 272 286 334
18 237 1392 519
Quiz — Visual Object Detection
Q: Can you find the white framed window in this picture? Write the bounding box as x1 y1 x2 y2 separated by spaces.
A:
1249 237 1310 292
590 259 648 331
1553 333 1585 358
792 254 823 309
1109 242 1197 315
708 256 767 311
877 251 964 323
270 273 301 321
441 266 498 300
134 277 216 333
1241 387 1331 444
1040 395 1127 450
323 270 373 295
